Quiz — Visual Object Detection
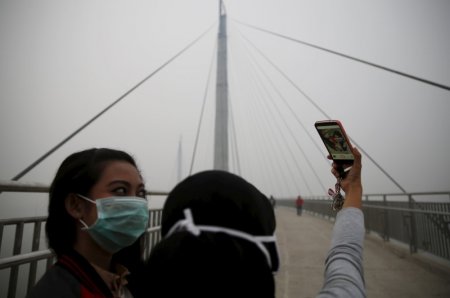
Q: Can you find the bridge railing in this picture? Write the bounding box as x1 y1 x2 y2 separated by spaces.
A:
2 181 450 297
281 192 450 262
0 180 167 298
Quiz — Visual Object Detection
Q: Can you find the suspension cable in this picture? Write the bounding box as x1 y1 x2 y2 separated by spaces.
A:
236 29 325 194
229 99 242 175
238 26 407 194
252 72 314 195
228 49 277 193
233 28 314 194
239 49 299 195
238 31 332 161
11 24 215 181
233 19 450 92
189 42 217 175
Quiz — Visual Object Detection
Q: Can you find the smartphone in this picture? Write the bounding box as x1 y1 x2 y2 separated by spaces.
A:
314 120 354 178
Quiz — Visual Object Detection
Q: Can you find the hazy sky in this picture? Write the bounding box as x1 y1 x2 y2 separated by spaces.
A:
1 0 450 217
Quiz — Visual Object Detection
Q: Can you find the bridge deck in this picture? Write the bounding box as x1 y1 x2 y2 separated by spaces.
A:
274 206 450 298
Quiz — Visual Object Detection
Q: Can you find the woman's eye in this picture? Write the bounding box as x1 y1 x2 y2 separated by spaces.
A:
137 189 147 199
113 187 127 195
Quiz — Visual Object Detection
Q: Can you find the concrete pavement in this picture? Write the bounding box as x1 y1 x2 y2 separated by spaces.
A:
274 206 450 298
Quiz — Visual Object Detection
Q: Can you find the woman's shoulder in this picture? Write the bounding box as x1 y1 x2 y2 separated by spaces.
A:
27 265 80 298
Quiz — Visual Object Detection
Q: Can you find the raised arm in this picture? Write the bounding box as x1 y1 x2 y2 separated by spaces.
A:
317 147 366 298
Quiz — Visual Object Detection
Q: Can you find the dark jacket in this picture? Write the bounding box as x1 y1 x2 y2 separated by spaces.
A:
27 250 115 298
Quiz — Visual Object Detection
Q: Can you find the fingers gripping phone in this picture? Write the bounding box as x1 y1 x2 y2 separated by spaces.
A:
314 120 354 178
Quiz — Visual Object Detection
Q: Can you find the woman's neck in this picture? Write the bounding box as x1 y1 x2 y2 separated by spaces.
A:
74 234 112 270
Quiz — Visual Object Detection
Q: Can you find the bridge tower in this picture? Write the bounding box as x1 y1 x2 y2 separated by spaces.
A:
213 0 229 171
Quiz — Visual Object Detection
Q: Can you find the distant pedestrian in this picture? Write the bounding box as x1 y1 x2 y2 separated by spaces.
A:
269 195 276 208
296 195 304 215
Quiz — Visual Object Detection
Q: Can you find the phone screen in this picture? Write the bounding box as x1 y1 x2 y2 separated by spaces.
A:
315 123 354 161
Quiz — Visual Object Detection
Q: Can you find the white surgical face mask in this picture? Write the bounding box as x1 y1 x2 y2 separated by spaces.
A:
166 208 279 272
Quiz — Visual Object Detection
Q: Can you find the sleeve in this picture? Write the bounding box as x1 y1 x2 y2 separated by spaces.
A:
316 207 366 298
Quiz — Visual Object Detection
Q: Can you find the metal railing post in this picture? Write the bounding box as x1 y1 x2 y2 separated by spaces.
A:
8 222 24 298
383 194 390 241
408 194 418 253
27 221 42 293
364 195 370 233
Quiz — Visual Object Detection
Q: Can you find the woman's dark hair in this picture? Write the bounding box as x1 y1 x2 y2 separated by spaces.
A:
46 148 139 256
137 231 275 298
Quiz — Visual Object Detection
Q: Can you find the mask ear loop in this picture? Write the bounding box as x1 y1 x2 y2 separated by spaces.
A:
79 219 90 230
255 235 279 271
166 209 201 237
77 194 96 204
165 208 274 269
198 225 273 269
76 194 97 230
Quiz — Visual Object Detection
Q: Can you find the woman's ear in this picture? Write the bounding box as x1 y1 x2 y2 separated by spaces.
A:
65 194 84 219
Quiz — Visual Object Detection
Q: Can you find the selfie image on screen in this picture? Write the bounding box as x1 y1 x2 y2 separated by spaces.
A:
317 125 354 160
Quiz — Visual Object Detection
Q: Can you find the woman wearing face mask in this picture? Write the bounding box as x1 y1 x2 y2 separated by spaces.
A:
28 148 149 298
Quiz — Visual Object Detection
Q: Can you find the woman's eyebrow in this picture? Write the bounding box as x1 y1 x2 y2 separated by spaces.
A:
107 180 145 189
107 180 131 187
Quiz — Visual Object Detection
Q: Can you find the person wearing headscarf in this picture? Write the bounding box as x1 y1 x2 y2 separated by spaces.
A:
134 170 278 298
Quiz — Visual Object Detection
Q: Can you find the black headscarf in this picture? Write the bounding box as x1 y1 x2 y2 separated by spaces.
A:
134 170 278 298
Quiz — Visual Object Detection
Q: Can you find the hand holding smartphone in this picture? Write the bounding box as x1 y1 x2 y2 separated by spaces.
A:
314 120 354 178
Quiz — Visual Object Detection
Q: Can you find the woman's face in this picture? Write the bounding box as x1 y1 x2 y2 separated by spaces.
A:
83 160 146 225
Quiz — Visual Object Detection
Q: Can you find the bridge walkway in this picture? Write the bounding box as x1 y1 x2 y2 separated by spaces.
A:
274 206 450 298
